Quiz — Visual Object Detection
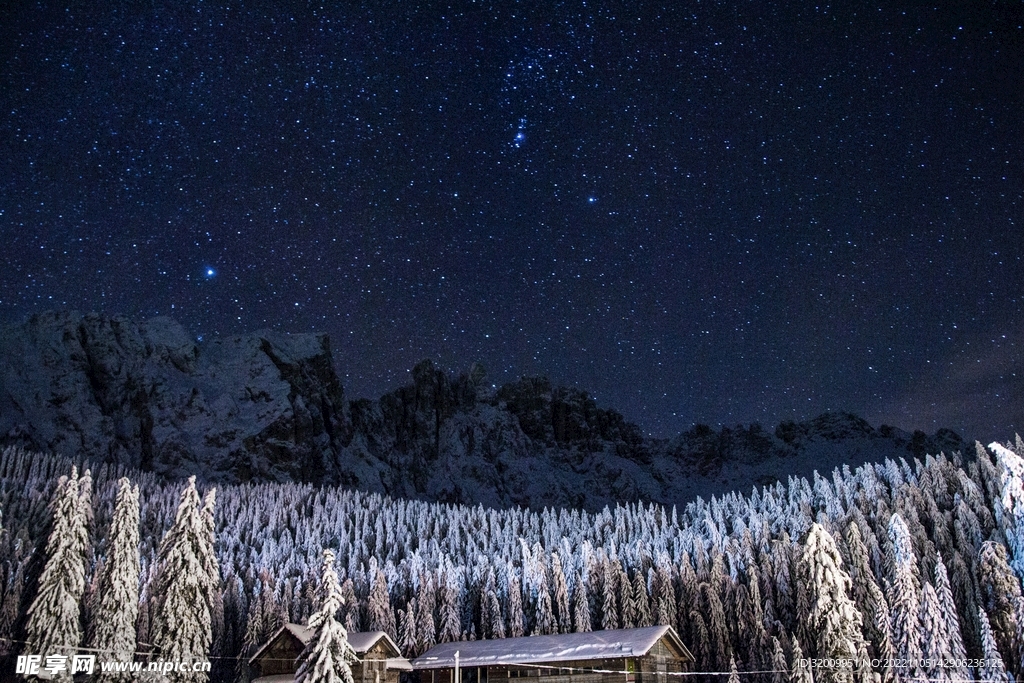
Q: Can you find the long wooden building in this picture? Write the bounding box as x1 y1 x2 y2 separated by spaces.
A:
411 626 693 683
249 624 413 683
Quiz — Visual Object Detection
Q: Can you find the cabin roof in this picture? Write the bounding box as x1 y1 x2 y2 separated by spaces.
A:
248 624 402 665
411 626 693 670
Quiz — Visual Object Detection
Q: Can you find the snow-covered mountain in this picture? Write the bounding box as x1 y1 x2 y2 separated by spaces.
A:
0 311 967 510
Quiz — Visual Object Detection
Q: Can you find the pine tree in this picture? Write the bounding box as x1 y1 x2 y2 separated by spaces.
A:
632 570 651 627
701 582 730 672
977 607 1009 683
551 555 571 634
437 580 461 643
415 575 437 653
919 583 953 683
572 572 591 633
600 560 618 631
769 637 788 683
534 571 556 636
688 609 711 671
977 540 1023 677
199 489 223 658
990 442 1024 580
366 565 397 639
90 478 140 681
150 477 217 683
296 549 357 683
886 513 922 682
506 573 525 638
728 655 740 683
339 579 359 634
798 524 866 683
932 557 969 681
790 639 814 683
399 602 418 656
25 467 90 680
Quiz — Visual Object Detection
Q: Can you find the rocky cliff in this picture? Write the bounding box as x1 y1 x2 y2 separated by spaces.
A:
0 311 968 510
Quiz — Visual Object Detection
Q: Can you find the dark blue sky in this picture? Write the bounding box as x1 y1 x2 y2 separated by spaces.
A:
2 1 1022 440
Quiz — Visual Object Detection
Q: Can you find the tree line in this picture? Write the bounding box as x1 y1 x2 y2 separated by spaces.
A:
0 438 1023 683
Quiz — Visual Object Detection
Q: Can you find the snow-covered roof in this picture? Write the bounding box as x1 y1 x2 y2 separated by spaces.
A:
387 657 414 671
252 676 295 683
412 626 691 670
249 624 403 664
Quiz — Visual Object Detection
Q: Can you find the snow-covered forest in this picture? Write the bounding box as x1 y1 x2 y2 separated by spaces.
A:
1 438 1024 682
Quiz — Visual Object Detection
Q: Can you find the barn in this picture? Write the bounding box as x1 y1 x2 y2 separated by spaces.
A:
248 624 413 683
411 626 692 683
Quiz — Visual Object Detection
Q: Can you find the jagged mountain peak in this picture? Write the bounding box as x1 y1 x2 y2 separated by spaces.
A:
0 311 968 510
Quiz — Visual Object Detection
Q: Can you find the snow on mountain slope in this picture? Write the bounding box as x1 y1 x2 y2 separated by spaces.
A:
0 311 969 510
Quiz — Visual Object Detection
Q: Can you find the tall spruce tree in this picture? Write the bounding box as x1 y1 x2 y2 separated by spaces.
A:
886 513 923 682
150 477 217 683
977 540 1023 677
977 607 1010 683
366 566 396 638
797 524 867 683
571 572 591 633
990 442 1024 581
25 467 90 680
551 555 571 634
90 478 140 681
296 549 356 683
790 639 814 683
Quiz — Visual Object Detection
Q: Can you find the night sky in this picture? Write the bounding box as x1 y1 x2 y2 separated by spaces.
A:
2 1 1022 441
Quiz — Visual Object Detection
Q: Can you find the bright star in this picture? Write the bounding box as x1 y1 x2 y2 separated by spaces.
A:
204 267 216 279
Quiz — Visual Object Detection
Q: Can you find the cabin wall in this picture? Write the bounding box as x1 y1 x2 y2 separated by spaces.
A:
252 637 304 677
356 643 401 683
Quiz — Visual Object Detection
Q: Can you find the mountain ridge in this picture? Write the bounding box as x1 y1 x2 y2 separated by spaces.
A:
0 310 968 510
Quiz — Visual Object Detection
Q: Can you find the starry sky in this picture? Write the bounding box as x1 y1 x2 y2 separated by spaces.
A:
2 1 1022 440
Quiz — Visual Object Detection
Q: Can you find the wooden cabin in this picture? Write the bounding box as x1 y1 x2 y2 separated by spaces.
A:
249 624 413 683
411 626 692 683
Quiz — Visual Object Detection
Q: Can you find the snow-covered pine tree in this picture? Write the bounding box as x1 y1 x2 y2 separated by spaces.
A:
551 555 571 634
437 579 462 643
632 569 652 629
533 569 556 636
700 582 730 672
506 572 525 638
415 574 437 653
366 564 397 639
932 557 969 681
619 567 637 629
340 578 359 633
977 540 1023 677
990 442 1024 581
727 655 740 683
977 607 1010 683
150 477 216 683
687 609 711 671
25 467 90 679
919 583 953 683
486 588 505 640
790 639 814 683
399 601 418 656
295 549 357 683
89 478 140 681
769 637 787 683
885 513 922 682
797 523 866 683
199 488 224 659
571 571 590 633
